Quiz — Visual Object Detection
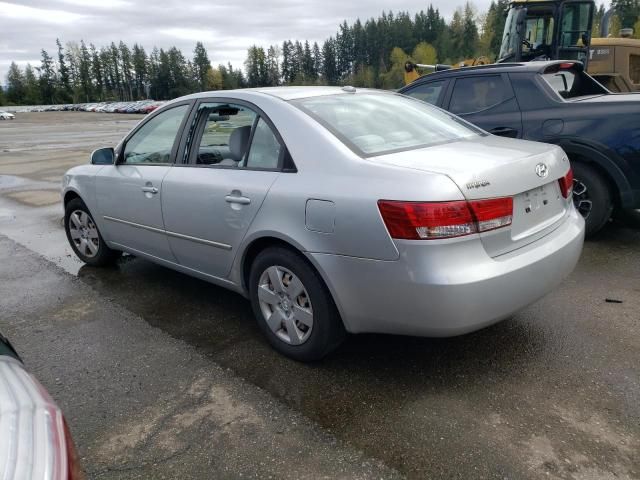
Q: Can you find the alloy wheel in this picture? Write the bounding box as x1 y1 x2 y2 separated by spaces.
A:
68 210 100 258
257 265 314 345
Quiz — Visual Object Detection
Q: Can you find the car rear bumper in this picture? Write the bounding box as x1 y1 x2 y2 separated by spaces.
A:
308 207 585 337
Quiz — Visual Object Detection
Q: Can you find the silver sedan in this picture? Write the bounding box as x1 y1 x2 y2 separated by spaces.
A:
62 87 585 361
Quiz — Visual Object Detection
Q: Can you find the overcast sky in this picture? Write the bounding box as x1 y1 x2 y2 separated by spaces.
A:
0 0 600 81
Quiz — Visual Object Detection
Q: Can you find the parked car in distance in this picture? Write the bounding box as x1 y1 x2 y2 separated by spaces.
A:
62 87 584 361
399 60 640 236
0 110 15 120
0 332 84 479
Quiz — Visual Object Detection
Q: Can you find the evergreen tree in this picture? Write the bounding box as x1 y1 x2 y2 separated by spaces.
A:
302 40 316 83
321 38 338 85
78 41 92 102
38 49 56 104
56 39 72 102
266 45 281 86
132 44 148 98
24 64 42 105
90 44 104 100
192 41 211 91
6 62 26 104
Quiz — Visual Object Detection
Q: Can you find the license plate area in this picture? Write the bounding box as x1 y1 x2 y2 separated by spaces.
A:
511 182 566 240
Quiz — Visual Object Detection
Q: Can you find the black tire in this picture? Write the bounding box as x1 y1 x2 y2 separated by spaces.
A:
572 162 613 238
64 198 121 267
249 247 346 362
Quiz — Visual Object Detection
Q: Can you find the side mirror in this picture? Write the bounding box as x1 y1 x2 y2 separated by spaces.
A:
90 147 115 165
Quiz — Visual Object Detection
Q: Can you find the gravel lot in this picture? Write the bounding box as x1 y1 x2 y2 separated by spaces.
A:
0 112 639 479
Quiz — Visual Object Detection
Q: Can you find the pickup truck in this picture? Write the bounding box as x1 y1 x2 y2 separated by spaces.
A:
399 61 640 236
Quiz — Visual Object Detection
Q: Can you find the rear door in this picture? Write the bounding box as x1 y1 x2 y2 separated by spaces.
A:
161 99 284 278
444 74 524 138
95 103 191 260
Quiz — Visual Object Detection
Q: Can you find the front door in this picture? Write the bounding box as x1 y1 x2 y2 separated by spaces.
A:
95 103 191 260
162 101 284 278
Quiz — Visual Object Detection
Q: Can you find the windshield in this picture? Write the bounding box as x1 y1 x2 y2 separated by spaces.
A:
292 93 481 157
499 8 521 61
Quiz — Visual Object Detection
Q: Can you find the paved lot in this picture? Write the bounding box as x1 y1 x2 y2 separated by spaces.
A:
0 112 639 479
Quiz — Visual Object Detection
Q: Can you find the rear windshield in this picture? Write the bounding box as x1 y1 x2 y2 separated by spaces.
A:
540 64 608 99
292 92 481 157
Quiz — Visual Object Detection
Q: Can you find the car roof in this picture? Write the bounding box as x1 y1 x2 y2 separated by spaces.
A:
179 86 379 103
403 60 584 86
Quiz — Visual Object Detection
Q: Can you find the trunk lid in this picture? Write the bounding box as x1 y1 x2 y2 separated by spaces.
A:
373 135 572 256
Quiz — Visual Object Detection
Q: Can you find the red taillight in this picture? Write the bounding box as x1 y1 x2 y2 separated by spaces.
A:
468 197 514 233
558 168 573 199
377 197 513 240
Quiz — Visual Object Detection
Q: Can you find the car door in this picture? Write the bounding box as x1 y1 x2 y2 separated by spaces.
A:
443 74 523 138
95 102 191 260
161 100 284 278
402 79 450 107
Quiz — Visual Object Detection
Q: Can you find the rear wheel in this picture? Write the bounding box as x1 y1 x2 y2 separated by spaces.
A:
64 198 121 266
249 247 345 361
572 162 613 237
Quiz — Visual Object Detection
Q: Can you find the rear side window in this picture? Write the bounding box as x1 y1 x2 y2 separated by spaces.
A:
404 80 447 105
449 76 506 114
244 118 281 169
196 103 256 166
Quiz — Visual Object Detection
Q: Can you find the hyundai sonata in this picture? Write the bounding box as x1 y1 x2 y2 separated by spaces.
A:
62 87 584 361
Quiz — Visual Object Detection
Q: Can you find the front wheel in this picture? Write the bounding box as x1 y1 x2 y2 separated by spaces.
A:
571 162 613 237
249 247 346 362
64 198 121 266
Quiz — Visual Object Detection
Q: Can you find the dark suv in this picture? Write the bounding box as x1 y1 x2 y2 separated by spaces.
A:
399 61 640 236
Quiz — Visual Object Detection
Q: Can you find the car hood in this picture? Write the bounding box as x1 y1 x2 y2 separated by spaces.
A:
371 135 569 200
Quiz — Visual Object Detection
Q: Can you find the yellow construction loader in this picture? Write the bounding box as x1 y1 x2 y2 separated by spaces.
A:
404 0 640 92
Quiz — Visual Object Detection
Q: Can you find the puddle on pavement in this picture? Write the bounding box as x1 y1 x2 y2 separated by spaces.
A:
5 189 61 207
0 175 28 190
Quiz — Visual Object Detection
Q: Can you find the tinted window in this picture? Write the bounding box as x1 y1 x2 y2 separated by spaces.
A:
244 118 281 169
123 104 188 164
404 80 447 105
196 103 256 166
293 93 480 157
449 76 506 114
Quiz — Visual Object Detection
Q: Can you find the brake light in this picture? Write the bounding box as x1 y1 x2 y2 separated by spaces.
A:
558 168 573 199
378 197 513 240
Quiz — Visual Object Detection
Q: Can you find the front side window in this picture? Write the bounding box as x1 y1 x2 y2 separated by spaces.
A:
404 80 447 105
123 104 189 164
449 76 506 114
293 92 480 157
560 2 592 47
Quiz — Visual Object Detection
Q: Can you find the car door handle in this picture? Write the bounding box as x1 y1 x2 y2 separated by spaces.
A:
141 186 159 194
225 194 251 205
489 127 518 138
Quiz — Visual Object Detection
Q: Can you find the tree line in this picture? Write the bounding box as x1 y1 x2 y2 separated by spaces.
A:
1 1 638 106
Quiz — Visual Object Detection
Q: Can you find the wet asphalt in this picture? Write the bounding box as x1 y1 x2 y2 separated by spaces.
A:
0 112 639 479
